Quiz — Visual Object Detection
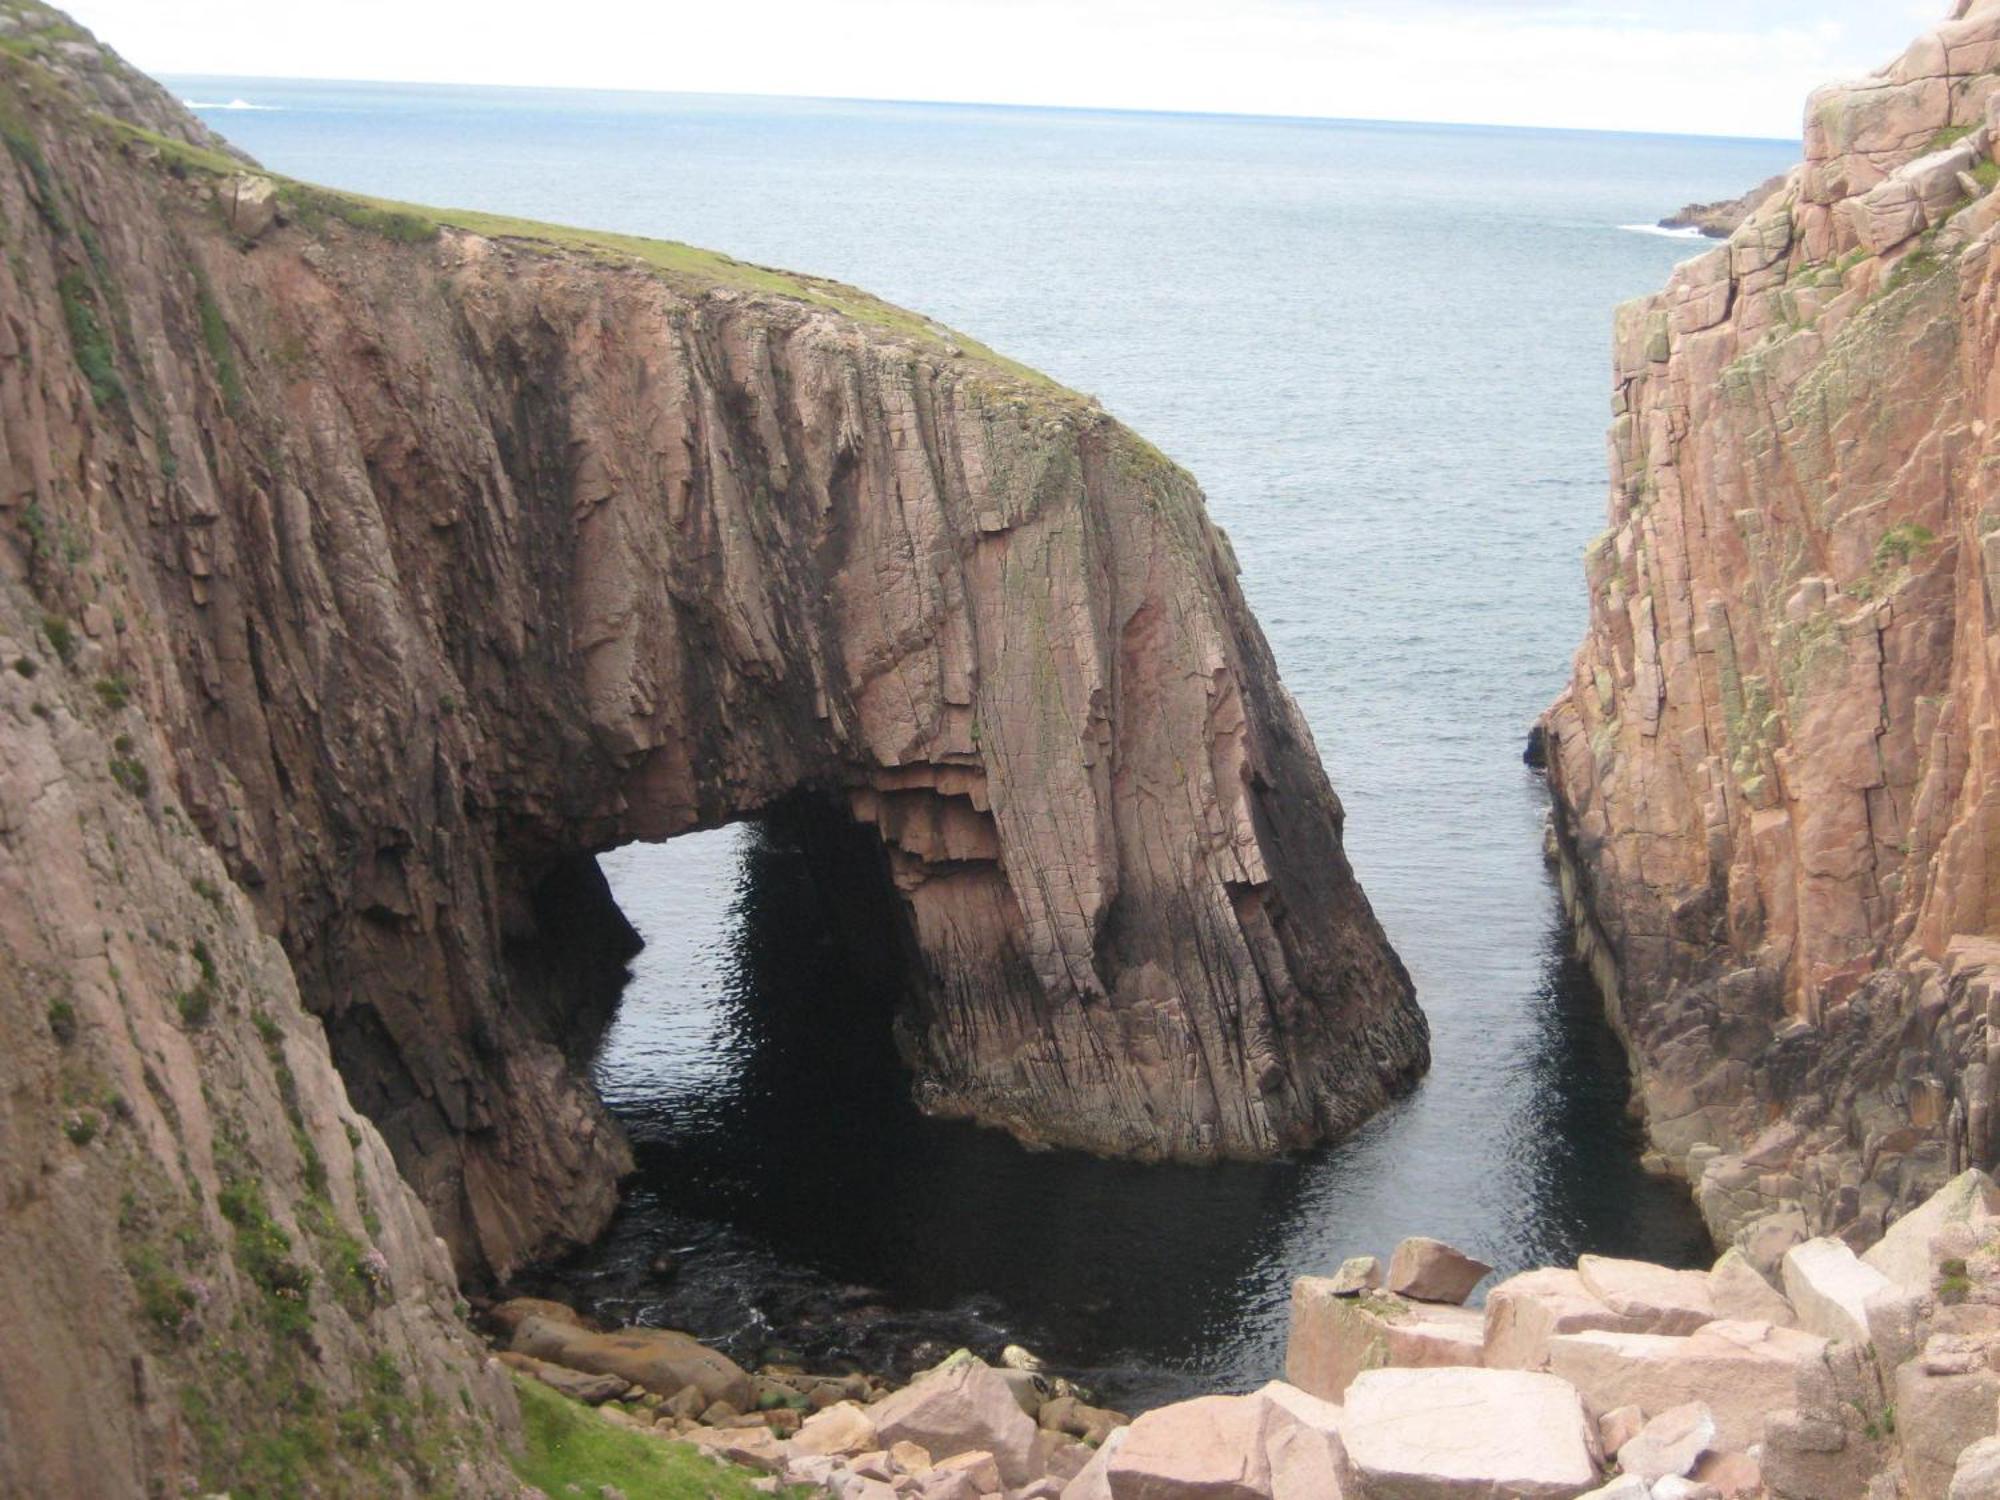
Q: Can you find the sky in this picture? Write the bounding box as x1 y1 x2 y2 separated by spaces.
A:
67 0 1958 140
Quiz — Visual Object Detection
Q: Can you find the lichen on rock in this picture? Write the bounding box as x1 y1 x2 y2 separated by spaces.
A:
1546 0 2000 1255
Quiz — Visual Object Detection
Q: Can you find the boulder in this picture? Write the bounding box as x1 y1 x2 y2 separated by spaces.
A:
1781 1239 1898 1346
1061 1427 1129 1500
791 1400 883 1458
996 1366 1046 1416
931 1449 1002 1491
1251 1382 1352 1500
1614 1402 1716 1483
1864 1170 2000 1296
1895 1359 2000 1500
1546 1320 1825 1450
1577 1255 1717 1335
225 174 279 239
1483 1267 1637 1370
1287 1281 1484 1400
1324 1255 1383 1296
1032 1429 1096 1482
1339 1367 1599 1499
912 1467 981 1500
1385 1238 1493 1304
664 1384 706 1420
1949 1435 2000 1500
1693 1450 1763 1499
1101 1394 1274 1500
1039 1396 1127 1447
1597 1405 1644 1457
684 1422 786 1473
510 1316 752 1408
868 1358 1040 1488
1084 1384 1349 1500
494 1349 628 1404
487 1296 588 1338
1707 1249 1796 1327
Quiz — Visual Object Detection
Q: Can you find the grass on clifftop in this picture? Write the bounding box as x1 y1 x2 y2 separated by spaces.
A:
509 1377 799 1500
102 116 1068 395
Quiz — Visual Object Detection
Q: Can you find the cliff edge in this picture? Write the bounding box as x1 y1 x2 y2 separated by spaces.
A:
0 3 1426 1490
1547 0 2000 1255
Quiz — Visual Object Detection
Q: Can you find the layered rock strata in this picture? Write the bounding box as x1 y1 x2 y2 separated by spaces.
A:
0 1 1426 1486
1545 0 2000 1253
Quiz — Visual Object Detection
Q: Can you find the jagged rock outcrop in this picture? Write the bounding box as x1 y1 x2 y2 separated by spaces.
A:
1659 173 1791 240
1546 0 2000 1254
0 3 1426 1487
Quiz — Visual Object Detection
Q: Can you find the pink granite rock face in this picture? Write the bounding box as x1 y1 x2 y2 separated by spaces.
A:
1544 0 2000 1251
0 3 1431 1287
0 4 1429 1491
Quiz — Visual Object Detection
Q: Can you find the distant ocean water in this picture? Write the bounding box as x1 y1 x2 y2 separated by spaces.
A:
175 78 1799 1406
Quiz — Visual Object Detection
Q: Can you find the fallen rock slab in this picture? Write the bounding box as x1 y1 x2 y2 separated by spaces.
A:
1864 1169 2000 1296
1386 1237 1493 1304
1071 1383 1349 1500
685 1422 786 1474
1483 1267 1637 1370
791 1400 882 1458
867 1358 1040 1488
1251 1381 1353 1499
1577 1255 1716 1336
495 1349 629 1404
1287 1282 1484 1400
510 1315 752 1408
1102 1393 1275 1499
1340 1366 1599 1499
1614 1401 1716 1484
1782 1238 1897 1346
1707 1248 1796 1328
1546 1319 1825 1450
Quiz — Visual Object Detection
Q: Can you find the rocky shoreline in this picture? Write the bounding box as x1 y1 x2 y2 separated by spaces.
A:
490 1173 2000 1498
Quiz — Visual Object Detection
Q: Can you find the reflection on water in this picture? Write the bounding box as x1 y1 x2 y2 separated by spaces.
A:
527 818 1707 1411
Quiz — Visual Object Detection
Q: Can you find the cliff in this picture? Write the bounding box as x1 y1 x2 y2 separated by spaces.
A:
1547 0 2000 1257
0 3 1427 1490
1659 172 1791 239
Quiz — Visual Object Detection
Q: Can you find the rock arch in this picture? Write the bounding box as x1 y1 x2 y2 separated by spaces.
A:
12 113 1428 1280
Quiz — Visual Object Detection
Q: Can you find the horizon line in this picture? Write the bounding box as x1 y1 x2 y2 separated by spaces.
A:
160 70 1805 150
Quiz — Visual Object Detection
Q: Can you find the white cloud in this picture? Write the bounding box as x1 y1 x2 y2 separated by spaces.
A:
61 0 1938 138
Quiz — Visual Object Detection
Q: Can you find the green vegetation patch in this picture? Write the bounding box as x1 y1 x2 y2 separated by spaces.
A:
100 117 1072 397
1875 521 1937 567
40 612 75 662
275 180 439 245
217 1177 314 1338
193 268 243 407
57 267 124 410
510 1375 798 1499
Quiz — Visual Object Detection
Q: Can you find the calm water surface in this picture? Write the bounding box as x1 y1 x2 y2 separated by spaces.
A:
179 80 1797 1405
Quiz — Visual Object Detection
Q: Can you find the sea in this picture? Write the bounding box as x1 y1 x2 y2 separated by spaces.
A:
173 78 1799 1408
